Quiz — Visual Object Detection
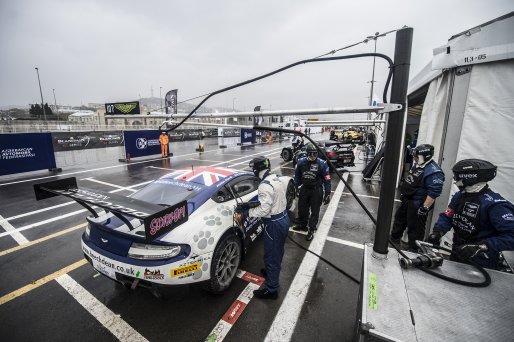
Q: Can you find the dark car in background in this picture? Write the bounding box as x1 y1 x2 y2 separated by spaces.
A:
282 140 355 170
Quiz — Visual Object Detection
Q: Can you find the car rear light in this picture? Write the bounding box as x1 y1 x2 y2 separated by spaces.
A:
327 151 338 157
128 243 184 260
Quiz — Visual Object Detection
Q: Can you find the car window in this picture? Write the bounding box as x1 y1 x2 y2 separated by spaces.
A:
211 175 260 203
233 178 260 197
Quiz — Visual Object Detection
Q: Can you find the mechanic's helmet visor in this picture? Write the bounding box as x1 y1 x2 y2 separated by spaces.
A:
451 159 497 187
249 156 270 177
307 151 318 161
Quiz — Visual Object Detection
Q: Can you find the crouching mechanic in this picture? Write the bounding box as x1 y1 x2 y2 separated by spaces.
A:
390 144 445 251
236 156 290 299
294 143 331 241
427 159 514 270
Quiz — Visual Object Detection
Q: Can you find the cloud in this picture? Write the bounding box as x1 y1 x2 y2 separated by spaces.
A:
1 0 512 110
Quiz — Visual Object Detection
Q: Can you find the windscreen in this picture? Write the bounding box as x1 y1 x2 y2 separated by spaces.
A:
131 179 203 206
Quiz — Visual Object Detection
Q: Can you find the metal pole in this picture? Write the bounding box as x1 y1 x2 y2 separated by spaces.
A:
368 36 378 110
160 87 163 114
52 88 58 120
35 67 46 121
373 27 413 257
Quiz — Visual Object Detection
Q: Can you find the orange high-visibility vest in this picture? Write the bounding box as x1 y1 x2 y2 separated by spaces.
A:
160 134 169 144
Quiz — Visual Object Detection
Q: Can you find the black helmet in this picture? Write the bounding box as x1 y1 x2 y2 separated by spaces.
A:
452 159 497 187
412 144 434 164
305 143 318 161
249 156 270 177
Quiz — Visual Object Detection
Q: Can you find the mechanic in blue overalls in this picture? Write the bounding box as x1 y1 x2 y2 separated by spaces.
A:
294 143 331 241
244 156 290 299
390 144 445 251
427 159 514 270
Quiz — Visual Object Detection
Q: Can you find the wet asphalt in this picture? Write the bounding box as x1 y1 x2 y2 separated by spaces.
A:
0 135 396 342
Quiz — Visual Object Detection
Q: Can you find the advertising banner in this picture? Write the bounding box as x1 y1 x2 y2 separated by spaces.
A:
124 130 162 158
105 101 140 115
240 128 256 144
0 133 56 176
51 131 124 151
165 89 178 115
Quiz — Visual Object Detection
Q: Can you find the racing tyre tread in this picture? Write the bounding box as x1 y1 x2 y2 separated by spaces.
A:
205 233 242 294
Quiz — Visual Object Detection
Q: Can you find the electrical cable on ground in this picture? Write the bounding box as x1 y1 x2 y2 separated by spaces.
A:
287 234 361 284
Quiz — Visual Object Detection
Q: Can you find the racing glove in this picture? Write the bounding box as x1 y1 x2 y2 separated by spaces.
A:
323 193 331 205
417 205 430 216
426 230 444 246
235 203 251 212
456 243 488 260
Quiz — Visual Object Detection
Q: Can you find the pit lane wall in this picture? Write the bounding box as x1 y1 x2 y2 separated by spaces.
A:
0 129 275 176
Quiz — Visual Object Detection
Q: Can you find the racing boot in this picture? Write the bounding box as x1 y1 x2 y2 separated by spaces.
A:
306 228 314 241
253 288 278 300
292 224 308 232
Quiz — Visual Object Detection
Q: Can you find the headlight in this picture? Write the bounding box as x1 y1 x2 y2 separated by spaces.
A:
85 225 91 238
128 243 183 260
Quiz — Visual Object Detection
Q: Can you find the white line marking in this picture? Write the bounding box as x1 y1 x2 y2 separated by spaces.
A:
265 173 348 342
5 202 77 221
81 178 137 192
326 236 364 249
228 151 281 167
186 158 224 163
211 147 283 166
56 274 148 342
148 166 176 171
342 192 401 202
0 215 29 245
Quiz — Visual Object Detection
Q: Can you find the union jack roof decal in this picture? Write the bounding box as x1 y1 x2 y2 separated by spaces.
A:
164 166 238 186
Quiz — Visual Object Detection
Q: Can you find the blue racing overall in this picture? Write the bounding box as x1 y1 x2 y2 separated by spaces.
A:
249 173 290 293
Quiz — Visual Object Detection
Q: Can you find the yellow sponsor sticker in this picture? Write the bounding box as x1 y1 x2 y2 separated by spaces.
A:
368 272 378 310
171 262 200 277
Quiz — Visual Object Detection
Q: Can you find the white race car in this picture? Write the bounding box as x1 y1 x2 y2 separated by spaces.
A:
35 166 295 293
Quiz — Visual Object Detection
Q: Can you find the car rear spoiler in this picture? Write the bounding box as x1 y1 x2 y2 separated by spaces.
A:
34 177 188 241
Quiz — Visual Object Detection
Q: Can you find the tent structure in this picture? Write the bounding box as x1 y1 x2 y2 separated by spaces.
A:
406 12 514 225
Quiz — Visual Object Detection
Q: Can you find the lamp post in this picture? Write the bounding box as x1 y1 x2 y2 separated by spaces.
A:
34 67 46 121
52 88 58 120
366 32 386 119
160 87 163 114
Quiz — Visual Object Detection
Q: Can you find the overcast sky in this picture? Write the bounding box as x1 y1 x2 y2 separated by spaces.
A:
0 0 512 111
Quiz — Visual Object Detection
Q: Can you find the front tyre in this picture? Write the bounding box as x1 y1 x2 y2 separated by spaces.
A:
286 180 296 211
205 234 242 294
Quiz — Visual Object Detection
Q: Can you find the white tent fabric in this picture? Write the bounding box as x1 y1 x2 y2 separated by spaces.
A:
416 72 450 162
456 59 514 202
433 12 514 69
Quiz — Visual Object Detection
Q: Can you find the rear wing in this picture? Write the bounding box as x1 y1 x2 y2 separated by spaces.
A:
34 177 188 241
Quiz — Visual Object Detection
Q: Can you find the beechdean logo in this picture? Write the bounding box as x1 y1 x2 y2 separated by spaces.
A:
136 138 148 150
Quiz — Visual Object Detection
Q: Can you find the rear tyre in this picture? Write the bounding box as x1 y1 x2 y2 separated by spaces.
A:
281 148 293 161
205 234 242 294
